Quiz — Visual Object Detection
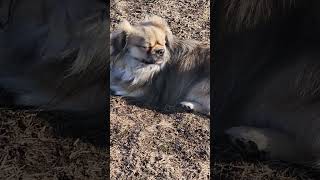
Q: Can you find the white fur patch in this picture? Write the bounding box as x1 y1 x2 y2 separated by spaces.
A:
180 101 195 110
226 126 269 151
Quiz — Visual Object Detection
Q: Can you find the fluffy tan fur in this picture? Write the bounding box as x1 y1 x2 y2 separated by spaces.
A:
110 15 210 115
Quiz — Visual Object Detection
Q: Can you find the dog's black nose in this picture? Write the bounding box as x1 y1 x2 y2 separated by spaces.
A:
155 49 165 56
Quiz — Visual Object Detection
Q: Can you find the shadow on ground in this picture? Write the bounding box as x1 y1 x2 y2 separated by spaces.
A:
37 111 107 147
0 107 108 179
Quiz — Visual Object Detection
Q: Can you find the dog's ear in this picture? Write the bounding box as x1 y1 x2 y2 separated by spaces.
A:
143 15 174 49
165 29 174 49
110 20 133 56
110 30 127 56
162 22 174 49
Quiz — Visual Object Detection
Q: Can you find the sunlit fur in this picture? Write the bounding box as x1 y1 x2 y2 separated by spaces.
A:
110 15 210 115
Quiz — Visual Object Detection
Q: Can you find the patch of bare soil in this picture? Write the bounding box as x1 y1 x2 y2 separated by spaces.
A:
110 97 210 179
111 0 319 179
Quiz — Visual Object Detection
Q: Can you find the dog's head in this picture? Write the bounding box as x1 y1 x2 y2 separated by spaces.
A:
111 15 174 67
110 15 174 97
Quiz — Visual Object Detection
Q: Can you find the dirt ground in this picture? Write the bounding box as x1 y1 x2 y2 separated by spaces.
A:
111 0 319 180
0 108 108 180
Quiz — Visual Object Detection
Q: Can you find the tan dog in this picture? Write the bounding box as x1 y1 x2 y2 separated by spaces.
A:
110 15 210 115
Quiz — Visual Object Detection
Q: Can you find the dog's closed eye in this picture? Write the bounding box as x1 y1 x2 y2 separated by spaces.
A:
136 45 149 49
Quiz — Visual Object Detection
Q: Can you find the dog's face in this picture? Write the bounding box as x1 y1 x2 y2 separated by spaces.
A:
111 15 173 66
123 25 169 65
110 16 174 97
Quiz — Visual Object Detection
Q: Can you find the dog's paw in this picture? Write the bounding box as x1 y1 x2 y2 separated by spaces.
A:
180 101 195 111
225 126 269 158
179 101 210 116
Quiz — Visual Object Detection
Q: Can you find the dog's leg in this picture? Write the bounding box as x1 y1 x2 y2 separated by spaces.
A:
180 101 210 116
225 126 311 164
181 79 210 116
